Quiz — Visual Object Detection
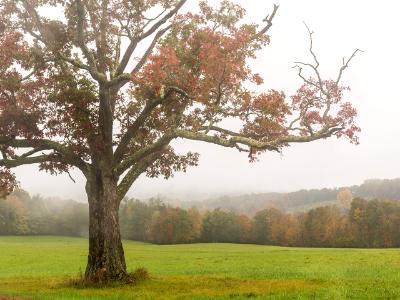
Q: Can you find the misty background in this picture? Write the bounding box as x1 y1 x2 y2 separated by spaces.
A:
13 0 400 201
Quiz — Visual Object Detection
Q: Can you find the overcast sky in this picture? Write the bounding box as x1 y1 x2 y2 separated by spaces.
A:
14 0 400 201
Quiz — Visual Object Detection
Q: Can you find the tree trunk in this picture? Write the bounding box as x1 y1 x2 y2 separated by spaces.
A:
85 169 127 281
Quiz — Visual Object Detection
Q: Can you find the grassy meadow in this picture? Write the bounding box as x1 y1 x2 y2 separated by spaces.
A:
0 236 400 299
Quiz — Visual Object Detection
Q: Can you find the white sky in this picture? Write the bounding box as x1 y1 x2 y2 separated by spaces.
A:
14 0 400 201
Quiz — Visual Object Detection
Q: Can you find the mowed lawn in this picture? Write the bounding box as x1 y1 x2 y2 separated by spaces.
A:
0 237 400 299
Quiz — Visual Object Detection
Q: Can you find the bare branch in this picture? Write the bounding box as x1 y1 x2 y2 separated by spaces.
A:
304 22 319 69
138 0 186 42
293 65 319 89
292 26 362 128
142 8 168 30
336 48 363 84
293 23 324 90
253 4 279 40
66 170 77 183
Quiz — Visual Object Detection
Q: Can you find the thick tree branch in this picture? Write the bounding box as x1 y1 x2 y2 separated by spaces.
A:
116 134 174 175
19 147 46 158
113 0 186 77
173 123 343 153
114 86 193 164
75 0 102 76
0 154 54 168
278 126 344 144
116 151 162 202
115 123 343 210
98 86 114 161
109 24 173 87
199 126 244 137
113 99 163 164
0 137 89 175
173 129 280 152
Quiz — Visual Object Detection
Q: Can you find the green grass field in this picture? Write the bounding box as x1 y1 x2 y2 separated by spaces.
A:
0 236 399 299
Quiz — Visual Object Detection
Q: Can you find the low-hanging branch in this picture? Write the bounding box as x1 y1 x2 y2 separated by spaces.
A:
0 137 88 174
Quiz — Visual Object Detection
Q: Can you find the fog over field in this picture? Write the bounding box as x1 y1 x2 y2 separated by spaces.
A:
14 0 400 201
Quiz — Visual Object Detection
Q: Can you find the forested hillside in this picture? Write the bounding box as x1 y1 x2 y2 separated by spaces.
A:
177 178 400 214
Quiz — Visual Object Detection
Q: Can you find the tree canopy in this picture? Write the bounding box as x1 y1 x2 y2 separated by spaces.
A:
0 0 360 199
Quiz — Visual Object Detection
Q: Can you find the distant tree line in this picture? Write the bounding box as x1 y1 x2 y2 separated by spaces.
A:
2 189 400 248
120 197 400 247
0 190 88 236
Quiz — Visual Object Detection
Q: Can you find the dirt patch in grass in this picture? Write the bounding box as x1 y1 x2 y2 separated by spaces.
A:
66 267 150 288
0 276 323 300
142 275 323 299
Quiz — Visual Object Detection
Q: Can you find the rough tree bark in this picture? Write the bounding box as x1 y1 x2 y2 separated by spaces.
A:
85 168 127 280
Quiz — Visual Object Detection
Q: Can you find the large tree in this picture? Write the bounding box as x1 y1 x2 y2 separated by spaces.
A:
0 0 360 280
